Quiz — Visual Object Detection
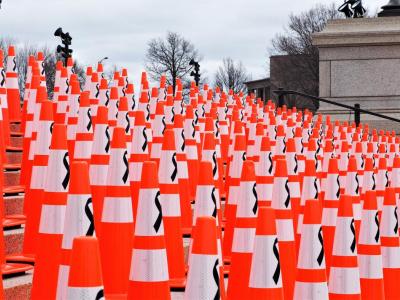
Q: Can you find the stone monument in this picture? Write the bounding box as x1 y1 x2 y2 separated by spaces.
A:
313 2 400 130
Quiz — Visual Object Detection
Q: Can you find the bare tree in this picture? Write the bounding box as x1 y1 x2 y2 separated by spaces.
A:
270 3 342 111
214 58 249 94
145 32 200 93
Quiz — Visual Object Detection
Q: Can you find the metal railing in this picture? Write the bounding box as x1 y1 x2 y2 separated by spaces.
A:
273 88 400 127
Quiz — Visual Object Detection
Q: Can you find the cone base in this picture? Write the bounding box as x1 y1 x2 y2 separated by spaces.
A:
169 277 186 290
5 253 35 264
329 293 361 300
249 287 284 300
128 281 171 300
2 263 33 276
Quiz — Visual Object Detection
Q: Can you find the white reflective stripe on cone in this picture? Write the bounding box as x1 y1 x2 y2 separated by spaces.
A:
328 267 360 295
30 166 47 189
56 264 70 300
249 236 282 288
256 183 273 202
294 282 329 300
382 247 400 268
288 181 300 198
227 185 240 206
62 194 94 249
74 141 93 159
45 150 69 193
159 193 181 217
276 219 295 242
107 149 129 186
66 286 104 300
136 188 164 236
130 249 169 282
333 217 356 256
89 165 108 186
298 224 325 269
193 186 218 225
159 150 178 184
358 254 383 278
184 254 220 300
101 197 133 223
39 205 66 234
272 178 290 209
322 208 338 227
129 161 143 182
232 228 256 253
359 211 380 245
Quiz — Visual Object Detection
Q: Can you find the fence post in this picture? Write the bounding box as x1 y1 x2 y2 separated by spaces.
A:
277 87 285 108
354 103 361 127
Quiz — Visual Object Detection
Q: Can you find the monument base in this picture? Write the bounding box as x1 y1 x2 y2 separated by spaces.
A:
313 17 400 132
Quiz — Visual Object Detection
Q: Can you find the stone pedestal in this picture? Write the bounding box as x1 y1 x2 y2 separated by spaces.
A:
313 17 400 131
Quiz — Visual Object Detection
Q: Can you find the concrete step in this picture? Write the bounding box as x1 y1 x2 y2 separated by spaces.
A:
9 123 21 134
4 172 20 189
9 135 22 149
5 151 22 166
4 227 24 256
4 196 24 217
4 271 32 300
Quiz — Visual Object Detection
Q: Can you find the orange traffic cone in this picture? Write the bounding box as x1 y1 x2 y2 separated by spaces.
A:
173 114 193 235
358 191 385 299
380 187 400 299
322 157 340 277
192 161 224 277
248 207 284 300
89 105 110 236
31 124 70 300
298 159 320 241
226 160 258 299
271 158 297 300
294 199 329 300
185 217 222 300
66 237 104 299
150 101 166 165
0 50 10 148
328 194 361 299
5 46 21 122
376 158 389 212
73 91 93 163
184 105 199 200
255 136 273 207
158 129 186 288
13 100 53 261
223 134 246 262
129 110 149 220
57 161 94 299
99 126 134 295
127 161 171 300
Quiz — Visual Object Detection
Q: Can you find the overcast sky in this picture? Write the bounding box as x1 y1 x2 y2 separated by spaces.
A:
0 0 388 87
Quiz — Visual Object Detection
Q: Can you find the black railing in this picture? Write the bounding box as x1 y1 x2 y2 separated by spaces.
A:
273 88 400 127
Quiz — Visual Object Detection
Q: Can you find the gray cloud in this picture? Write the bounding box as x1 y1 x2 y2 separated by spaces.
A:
0 0 388 86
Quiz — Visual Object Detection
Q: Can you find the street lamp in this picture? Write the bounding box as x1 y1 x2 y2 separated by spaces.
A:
379 0 400 17
189 59 200 86
338 0 366 18
98 57 108 64
54 27 73 67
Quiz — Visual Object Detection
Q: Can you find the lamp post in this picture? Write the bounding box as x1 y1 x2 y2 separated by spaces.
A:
378 0 400 17
54 27 73 67
189 59 200 86
98 57 108 64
